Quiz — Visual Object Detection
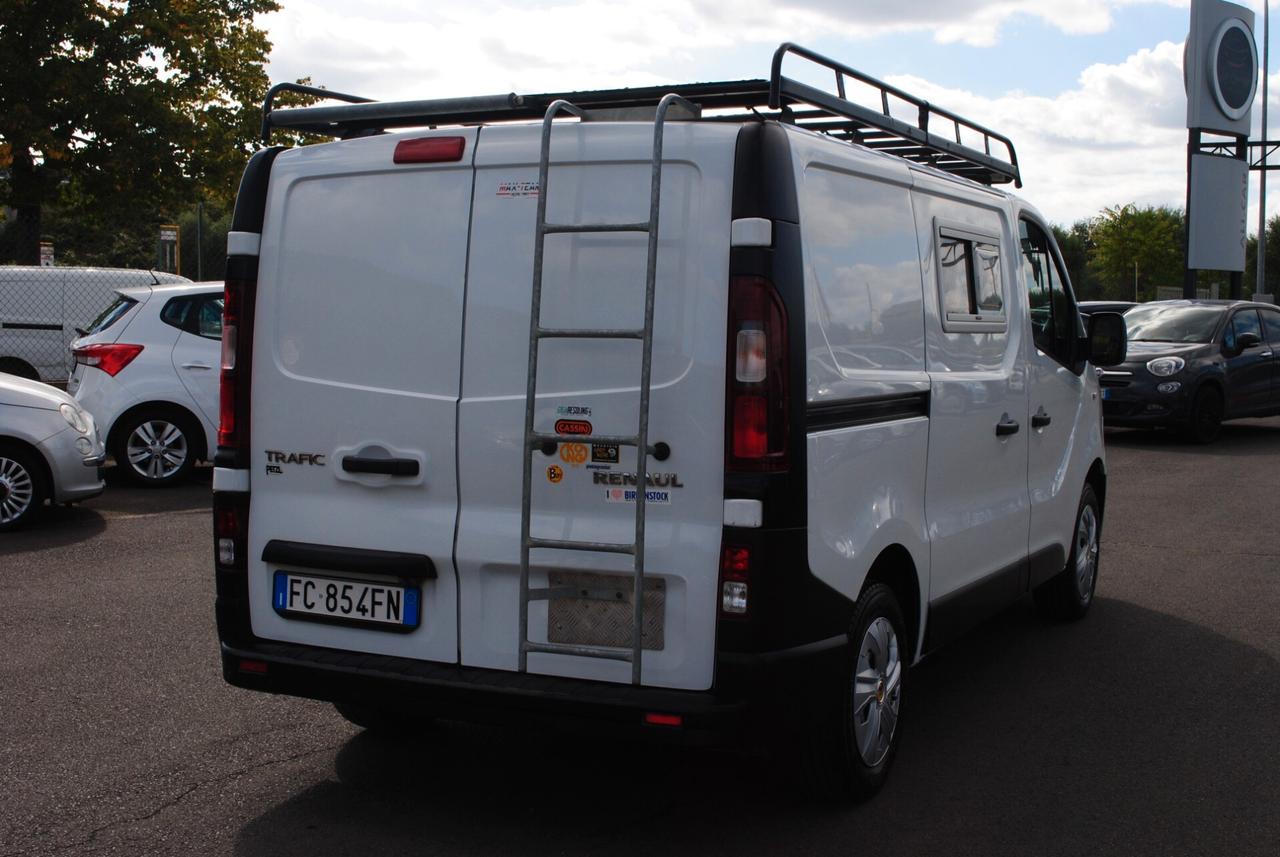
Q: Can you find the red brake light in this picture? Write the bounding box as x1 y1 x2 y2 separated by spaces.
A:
218 274 255 454
726 276 789 471
393 136 466 164
214 490 249 572
643 712 683 727
72 343 143 377
719 545 750 618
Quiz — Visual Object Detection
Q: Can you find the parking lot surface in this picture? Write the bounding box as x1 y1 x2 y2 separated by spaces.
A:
2 425 1279 857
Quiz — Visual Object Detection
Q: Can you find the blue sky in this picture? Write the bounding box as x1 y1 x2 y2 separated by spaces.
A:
261 1 1277 229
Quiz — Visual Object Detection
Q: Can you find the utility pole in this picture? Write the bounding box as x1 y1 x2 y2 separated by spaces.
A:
1259 0 1272 302
196 198 204 281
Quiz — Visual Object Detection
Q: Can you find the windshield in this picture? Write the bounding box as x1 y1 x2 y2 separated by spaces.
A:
1124 304 1224 343
84 294 138 335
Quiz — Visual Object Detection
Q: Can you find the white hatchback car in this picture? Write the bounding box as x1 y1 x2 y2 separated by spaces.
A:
0 374 105 530
69 282 222 487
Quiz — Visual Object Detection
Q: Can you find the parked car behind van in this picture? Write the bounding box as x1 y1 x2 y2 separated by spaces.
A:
69 282 222 486
0 374 105 530
212 44 1128 800
1099 299 1280 442
0 266 189 384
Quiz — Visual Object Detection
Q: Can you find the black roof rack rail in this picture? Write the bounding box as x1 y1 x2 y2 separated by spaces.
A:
261 43 1020 188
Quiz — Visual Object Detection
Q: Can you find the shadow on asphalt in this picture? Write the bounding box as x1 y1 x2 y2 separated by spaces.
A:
1105 418 1280 455
233 598 1280 857
0 503 107 553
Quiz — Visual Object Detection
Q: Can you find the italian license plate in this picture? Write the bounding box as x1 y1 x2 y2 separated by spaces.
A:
272 571 420 630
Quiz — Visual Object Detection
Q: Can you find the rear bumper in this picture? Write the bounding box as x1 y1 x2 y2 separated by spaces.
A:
220 632 844 742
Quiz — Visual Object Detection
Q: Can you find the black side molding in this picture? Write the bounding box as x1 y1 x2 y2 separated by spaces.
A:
341 456 420 477
262 540 436 580
806 391 930 433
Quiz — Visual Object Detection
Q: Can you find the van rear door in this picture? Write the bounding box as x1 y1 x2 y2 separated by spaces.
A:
454 122 737 689
244 130 477 664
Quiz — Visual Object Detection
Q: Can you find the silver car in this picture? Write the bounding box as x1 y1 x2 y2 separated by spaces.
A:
0 374 106 530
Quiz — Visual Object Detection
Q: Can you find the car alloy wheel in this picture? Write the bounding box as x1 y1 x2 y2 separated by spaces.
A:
126 419 189 481
1075 502 1100 601
0 454 36 525
852 616 902 767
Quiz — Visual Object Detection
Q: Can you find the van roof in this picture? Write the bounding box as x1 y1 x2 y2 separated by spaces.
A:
262 42 1020 189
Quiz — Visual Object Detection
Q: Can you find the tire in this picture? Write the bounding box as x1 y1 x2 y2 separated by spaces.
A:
1034 483 1101 622
0 357 40 381
112 407 198 487
1182 386 1223 444
0 443 49 532
797 583 907 801
333 702 433 736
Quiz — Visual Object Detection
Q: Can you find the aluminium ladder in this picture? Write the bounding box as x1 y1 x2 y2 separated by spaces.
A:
517 93 694 686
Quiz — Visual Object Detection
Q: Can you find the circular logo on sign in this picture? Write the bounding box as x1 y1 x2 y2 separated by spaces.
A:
559 442 588 465
546 465 564 484
1208 18 1257 120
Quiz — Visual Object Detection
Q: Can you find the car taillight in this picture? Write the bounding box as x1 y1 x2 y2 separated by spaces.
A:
726 276 789 471
218 272 256 458
72 343 143 377
214 490 249 572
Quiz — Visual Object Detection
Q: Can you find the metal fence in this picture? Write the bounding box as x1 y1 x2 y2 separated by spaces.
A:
0 266 189 385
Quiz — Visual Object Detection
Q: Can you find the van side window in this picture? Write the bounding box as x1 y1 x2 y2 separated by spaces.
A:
1019 219 1078 365
935 222 1005 332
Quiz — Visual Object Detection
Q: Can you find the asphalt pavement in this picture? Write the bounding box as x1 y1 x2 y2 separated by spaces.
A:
1 424 1278 857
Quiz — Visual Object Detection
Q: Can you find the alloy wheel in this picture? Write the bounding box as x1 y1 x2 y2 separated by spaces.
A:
0 455 35 524
1075 503 1100 600
126 420 189 481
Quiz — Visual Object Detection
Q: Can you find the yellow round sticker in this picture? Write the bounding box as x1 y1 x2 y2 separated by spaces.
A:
546 465 564 484
559 442 588 466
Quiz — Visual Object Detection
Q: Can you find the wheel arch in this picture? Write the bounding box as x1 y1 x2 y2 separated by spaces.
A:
0 356 41 381
108 401 210 462
860 544 922 662
0 435 54 499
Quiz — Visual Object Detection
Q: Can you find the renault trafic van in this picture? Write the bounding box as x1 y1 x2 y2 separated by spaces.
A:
213 44 1128 799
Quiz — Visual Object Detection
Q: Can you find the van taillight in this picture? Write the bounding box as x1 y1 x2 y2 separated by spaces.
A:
726 276 788 471
218 274 255 457
213 490 249 572
72 343 143 377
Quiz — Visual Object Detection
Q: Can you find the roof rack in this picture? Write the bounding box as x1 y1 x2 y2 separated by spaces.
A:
261 42 1020 188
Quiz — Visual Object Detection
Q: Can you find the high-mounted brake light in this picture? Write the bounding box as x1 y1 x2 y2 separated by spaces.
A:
726 276 789 471
393 136 466 164
72 343 143 377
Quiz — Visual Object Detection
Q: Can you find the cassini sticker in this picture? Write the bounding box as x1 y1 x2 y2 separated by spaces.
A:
555 419 592 436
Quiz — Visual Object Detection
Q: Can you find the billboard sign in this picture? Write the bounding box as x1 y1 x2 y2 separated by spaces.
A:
1186 0 1257 135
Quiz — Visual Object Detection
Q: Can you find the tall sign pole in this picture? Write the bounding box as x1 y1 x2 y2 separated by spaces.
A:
1258 1 1270 300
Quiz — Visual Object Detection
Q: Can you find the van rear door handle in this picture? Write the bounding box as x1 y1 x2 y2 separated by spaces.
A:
995 415 1020 436
341 455 419 476
1032 409 1052 428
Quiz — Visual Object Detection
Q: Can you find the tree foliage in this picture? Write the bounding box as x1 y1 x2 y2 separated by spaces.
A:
1087 204 1186 302
0 0 280 265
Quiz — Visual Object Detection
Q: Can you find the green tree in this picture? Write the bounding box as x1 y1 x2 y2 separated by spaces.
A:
1089 204 1185 302
0 0 280 265
1052 220 1096 299
1244 214 1280 297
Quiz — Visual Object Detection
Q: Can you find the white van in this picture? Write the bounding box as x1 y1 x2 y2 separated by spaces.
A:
213 44 1128 798
0 266 189 383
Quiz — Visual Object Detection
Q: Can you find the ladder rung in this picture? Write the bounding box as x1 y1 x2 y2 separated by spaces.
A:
527 536 636 555
523 640 634 662
537 327 644 340
542 222 650 234
530 432 639 448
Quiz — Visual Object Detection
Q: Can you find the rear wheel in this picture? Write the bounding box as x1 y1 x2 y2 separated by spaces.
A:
0 443 48 532
798 583 906 801
1182 386 1223 444
1034 483 1101 621
112 408 198 487
0 357 40 381
333 702 433 737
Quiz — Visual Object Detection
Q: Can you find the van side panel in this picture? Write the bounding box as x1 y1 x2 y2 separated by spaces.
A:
454 123 737 690
909 173 1030 646
788 129 931 657
245 130 478 664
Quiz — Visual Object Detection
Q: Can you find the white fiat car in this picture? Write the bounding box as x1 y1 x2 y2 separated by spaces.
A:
69 282 222 487
0 373 105 530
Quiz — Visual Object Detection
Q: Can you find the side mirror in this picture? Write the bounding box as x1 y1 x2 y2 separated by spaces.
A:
1088 312 1127 367
1237 331 1262 351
